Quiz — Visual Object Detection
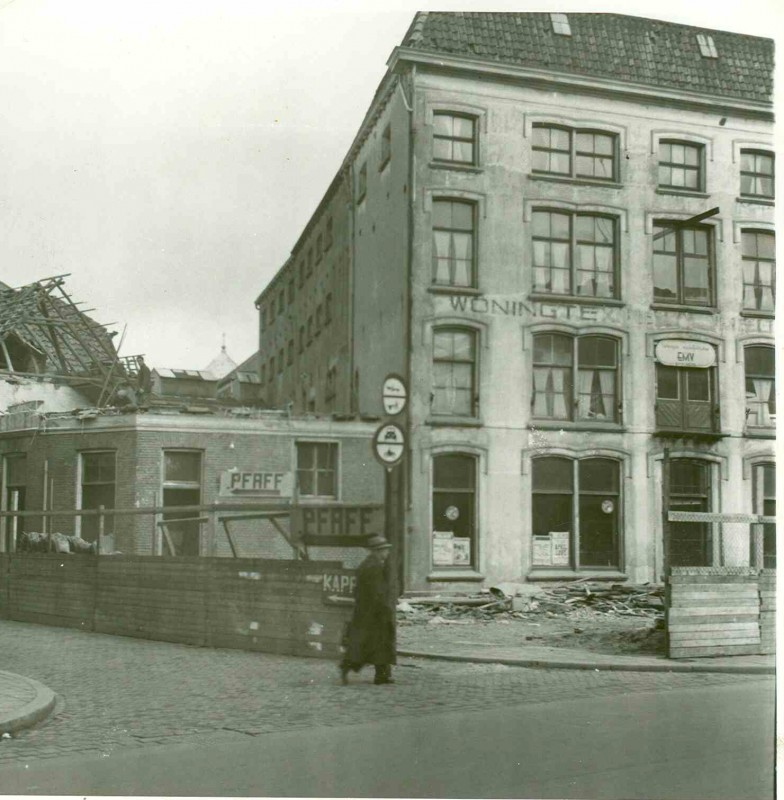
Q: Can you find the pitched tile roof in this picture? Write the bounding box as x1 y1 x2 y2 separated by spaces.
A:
403 13 773 104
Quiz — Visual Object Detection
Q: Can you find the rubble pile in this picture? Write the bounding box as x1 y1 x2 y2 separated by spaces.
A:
17 531 97 555
398 581 664 624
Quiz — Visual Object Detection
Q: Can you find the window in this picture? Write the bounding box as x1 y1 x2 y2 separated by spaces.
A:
532 125 617 181
325 366 337 409
740 150 774 199
316 234 323 263
298 258 305 288
752 463 776 569
742 231 775 312
696 34 718 58
269 356 275 380
80 451 116 543
432 453 477 569
162 451 202 557
325 293 333 324
307 316 313 344
668 459 712 566
745 345 775 428
550 13 571 36
532 334 619 423
432 200 476 287
658 141 703 191
532 457 621 569
287 280 295 304
306 248 313 277
299 325 305 354
325 216 333 250
3 454 26 552
357 162 367 201
287 339 294 366
296 442 337 498
432 328 477 417
433 113 477 166
278 290 285 315
652 223 713 306
655 356 717 433
531 210 618 298
380 123 391 169
277 348 284 374
315 304 323 336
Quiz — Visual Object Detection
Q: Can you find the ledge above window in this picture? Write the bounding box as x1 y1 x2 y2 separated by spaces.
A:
745 427 776 440
740 310 775 320
426 416 483 428
429 161 483 175
428 285 482 297
528 422 626 434
528 173 622 190
528 294 624 307
650 303 716 316
736 196 775 207
427 570 485 583
527 569 628 582
655 188 710 199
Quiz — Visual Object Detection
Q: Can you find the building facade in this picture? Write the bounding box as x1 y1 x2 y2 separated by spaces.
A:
256 13 775 593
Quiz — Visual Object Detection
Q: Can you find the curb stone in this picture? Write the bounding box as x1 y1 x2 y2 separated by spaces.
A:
0 672 57 736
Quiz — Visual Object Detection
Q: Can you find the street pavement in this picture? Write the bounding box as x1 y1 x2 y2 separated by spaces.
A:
0 618 775 793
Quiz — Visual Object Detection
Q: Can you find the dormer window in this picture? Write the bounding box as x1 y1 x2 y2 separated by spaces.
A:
550 13 571 36
696 34 718 58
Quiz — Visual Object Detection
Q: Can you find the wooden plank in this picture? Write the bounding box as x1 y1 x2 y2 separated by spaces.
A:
669 631 761 643
668 598 758 608
668 607 760 617
669 575 757 584
670 644 762 658
667 613 759 625
668 623 760 634
670 583 760 594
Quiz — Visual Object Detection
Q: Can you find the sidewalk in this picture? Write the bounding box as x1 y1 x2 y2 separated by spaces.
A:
0 670 56 736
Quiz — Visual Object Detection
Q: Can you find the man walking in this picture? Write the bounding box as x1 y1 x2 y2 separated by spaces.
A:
339 534 396 685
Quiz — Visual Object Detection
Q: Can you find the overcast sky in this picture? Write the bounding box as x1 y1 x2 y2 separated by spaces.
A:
0 0 779 370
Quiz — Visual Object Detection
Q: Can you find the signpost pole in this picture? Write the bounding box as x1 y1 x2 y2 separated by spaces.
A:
662 446 671 579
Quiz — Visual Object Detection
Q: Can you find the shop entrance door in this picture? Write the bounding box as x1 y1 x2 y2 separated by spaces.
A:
668 459 711 566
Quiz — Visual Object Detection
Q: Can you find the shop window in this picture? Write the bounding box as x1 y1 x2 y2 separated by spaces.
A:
753 463 776 569
742 230 775 313
357 162 367 202
432 453 477 569
667 459 712 566
2 454 26 552
652 223 713 306
532 333 619 423
532 125 617 181
531 211 618 298
162 451 202 557
655 358 718 433
432 200 476 288
296 442 337 498
745 345 775 428
740 150 774 199
380 123 391 169
433 113 477 166
658 141 704 191
532 457 621 569
432 327 477 418
80 451 116 543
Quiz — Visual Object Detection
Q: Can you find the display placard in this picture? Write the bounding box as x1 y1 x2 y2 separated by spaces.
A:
550 531 570 566
532 535 552 566
432 531 454 566
452 538 471 566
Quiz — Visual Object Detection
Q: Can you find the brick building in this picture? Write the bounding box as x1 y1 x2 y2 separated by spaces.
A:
0 407 383 563
256 13 775 593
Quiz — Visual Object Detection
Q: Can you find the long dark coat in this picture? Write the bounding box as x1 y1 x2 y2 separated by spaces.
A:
343 553 397 667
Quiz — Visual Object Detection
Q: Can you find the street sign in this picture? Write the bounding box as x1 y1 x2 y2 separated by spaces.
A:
382 374 407 416
373 422 405 467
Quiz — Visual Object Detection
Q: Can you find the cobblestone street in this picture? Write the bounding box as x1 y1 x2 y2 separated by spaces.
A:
0 620 771 768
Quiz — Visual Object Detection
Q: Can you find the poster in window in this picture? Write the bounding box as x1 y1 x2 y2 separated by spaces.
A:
432 531 454 566
533 535 552 566
452 537 471 565
550 531 570 566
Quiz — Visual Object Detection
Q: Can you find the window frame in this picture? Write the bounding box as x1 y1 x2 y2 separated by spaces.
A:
531 455 622 571
431 326 479 419
655 359 719 434
431 198 477 289
658 140 704 192
740 149 774 199
161 449 203 557
296 441 339 500
744 344 775 429
2 453 27 552
752 462 776 569
652 221 715 307
78 450 117 543
379 123 391 170
357 162 367 202
741 229 775 313
432 112 478 167
431 452 479 570
530 209 620 299
532 124 618 183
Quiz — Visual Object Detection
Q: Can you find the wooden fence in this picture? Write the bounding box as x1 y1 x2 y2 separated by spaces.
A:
666 567 774 658
0 554 354 659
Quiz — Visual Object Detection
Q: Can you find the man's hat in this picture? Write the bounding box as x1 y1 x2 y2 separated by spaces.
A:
365 533 392 551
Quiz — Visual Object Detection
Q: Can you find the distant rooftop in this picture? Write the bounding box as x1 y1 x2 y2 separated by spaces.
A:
402 12 773 104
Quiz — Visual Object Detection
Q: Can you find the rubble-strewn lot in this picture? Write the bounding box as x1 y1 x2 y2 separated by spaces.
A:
397 582 666 656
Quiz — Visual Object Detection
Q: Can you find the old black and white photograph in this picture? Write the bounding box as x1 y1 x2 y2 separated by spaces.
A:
0 0 778 797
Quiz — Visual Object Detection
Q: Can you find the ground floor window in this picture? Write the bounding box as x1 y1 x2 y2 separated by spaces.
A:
3 454 26 552
80 451 116 543
296 442 337 498
162 450 202 556
432 453 477 569
667 459 712 567
753 463 776 569
531 457 620 569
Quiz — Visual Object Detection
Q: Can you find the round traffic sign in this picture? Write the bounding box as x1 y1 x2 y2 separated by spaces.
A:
382 374 407 416
373 422 405 466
